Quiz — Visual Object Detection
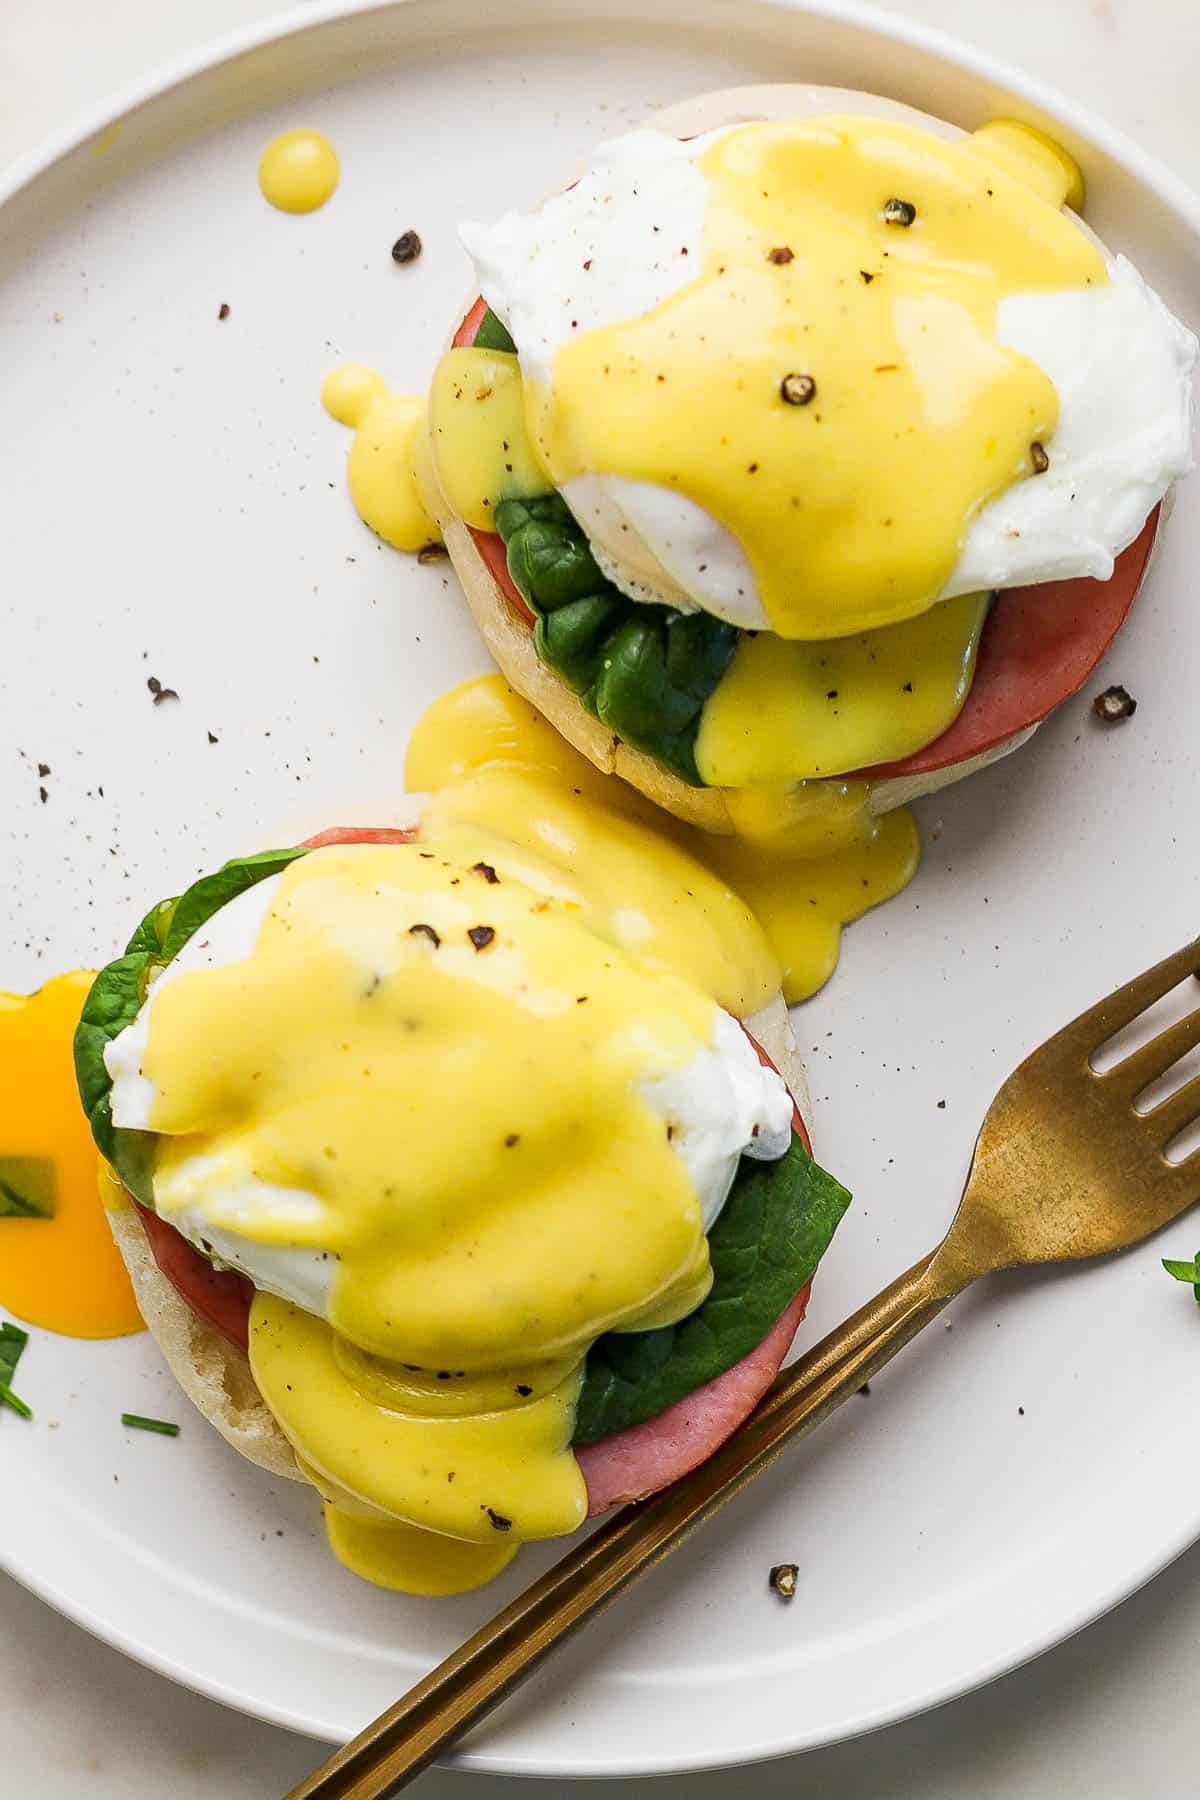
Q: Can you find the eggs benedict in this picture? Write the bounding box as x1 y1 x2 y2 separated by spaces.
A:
423 84 1195 834
73 687 850 1595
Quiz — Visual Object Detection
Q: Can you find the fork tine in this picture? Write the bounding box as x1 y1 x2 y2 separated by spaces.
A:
1054 938 1200 1060
1100 1004 1200 1099
1142 1071 1200 1150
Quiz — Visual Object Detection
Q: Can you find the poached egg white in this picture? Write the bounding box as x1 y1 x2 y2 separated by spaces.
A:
462 125 1196 632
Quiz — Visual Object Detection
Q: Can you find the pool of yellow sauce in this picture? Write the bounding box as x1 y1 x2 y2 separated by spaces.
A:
409 676 918 1006
321 364 442 552
0 973 143 1338
258 129 339 214
529 115 1101 639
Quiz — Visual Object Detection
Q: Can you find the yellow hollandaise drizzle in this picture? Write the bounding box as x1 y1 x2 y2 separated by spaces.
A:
321 364 443 552
695 591 991 785
258 129 340 214
427 345 553 528
324 1508 519 1595
699 800 919 1003
408 676 918 1005
0 974 143 1339
250 1299 588 1585
527 115 1104 639
967 119 1085 212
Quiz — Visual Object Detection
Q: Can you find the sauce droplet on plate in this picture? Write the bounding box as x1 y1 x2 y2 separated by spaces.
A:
321 363 443 552
258 130 340 214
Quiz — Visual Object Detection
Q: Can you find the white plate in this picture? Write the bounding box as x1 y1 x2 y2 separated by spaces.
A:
2 0 1200 1776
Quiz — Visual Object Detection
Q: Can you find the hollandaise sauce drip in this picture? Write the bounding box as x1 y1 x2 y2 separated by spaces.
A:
527 115 1104 639
321 364 443 552
407 677 918 1004
428 346 553 528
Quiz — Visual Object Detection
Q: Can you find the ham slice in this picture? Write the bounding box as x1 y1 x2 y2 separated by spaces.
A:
301 826 419 849
862 511 1157 779
453 297 1156 780
578 1282 811 1513
140 1202 254 1352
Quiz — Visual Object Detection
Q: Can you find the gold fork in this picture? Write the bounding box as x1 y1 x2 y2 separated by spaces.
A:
285 937 1200 1800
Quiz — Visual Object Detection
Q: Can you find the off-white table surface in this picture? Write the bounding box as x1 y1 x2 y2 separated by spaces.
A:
4 1 1200 1794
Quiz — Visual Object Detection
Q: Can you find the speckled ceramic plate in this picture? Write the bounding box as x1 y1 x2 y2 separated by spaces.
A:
2 0 1200 1775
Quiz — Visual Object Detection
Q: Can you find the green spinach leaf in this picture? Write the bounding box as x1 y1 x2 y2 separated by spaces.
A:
74 847 309 1205
472 307 517 354
573 1134 850 1443
1163 1253 1200 1304
495 495 736 784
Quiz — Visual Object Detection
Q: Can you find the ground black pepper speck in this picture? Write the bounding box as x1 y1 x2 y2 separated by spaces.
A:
391 230 422 265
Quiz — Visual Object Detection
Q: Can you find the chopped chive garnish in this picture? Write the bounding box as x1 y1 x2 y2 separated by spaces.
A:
0 1321 32 1419
121 1413 181 1437
0 1158 56 1219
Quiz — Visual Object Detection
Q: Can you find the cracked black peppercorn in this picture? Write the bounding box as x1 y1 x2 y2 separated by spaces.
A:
390 230 422 265
769 1563 799 1600
882 197 916 227
1093 683 1137 722
780 372 817 406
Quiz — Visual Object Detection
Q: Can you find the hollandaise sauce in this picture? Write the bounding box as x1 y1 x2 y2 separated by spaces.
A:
0 974 143 1338
427 345 554 527
409 676 917 1004
528 115 1103 639
693 594 991 786
258 129 340 214
321 364 442 552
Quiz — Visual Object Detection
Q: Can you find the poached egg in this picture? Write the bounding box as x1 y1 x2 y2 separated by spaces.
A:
105 851 793 1325
462 123 1195 634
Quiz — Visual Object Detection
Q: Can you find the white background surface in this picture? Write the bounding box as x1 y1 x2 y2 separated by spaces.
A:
3 1 1200 1795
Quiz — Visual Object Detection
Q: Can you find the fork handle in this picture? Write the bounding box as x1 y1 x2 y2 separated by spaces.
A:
283 1244 966 1800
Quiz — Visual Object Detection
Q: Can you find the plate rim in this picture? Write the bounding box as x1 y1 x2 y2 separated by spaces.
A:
2 0 1200 1773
